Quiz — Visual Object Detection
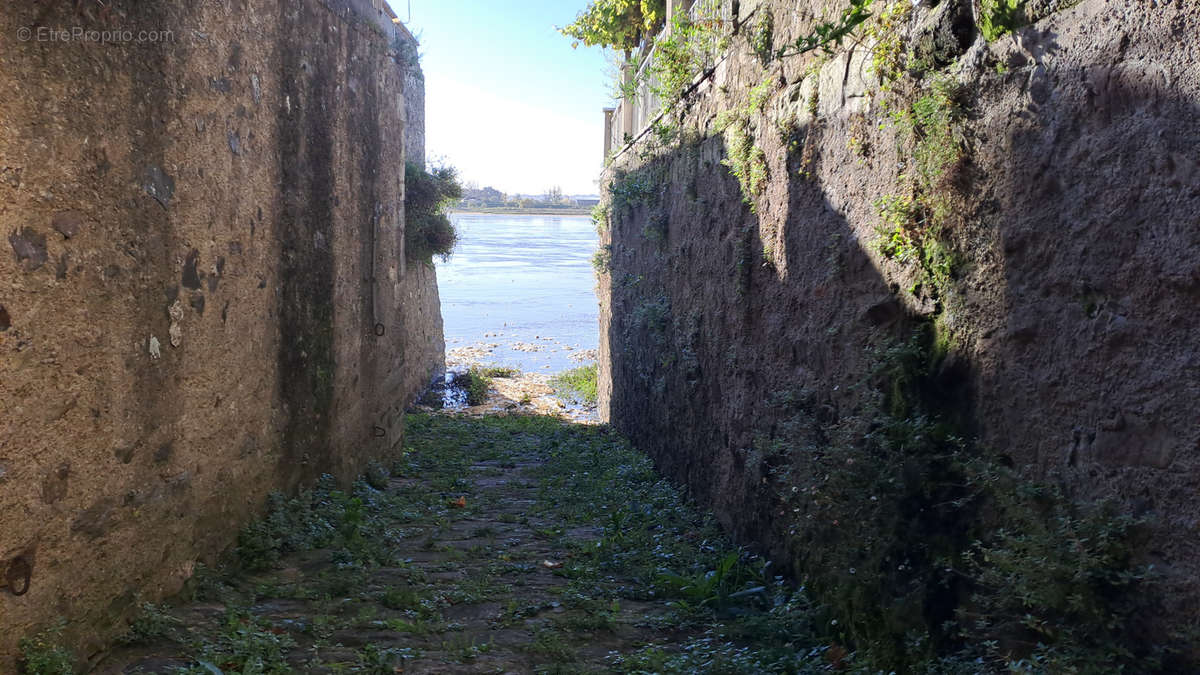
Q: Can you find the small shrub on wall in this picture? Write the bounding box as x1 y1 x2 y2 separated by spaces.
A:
405 162 462 262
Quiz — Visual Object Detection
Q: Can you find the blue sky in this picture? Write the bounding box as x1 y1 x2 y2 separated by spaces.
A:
400 1 613 196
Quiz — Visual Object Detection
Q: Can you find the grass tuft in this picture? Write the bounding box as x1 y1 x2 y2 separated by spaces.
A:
549 365 598 406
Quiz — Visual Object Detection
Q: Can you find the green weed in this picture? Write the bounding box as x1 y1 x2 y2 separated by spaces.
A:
18 621 73 675
118 603 181 646
979 0 1026 41
550 365 598 406
454 368 491 406
526 628 576 662
866 1 914 87
184 609 296 675
758 328 1167 670
477 366 518 378
751 10 774 65
590 202 610 234
591 244 613 275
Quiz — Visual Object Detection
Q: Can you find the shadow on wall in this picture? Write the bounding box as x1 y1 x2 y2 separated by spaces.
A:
601 25 1199 667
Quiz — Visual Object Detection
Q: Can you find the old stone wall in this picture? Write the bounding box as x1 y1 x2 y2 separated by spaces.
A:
0 0 441 665
599 0 1199 661
403 65 427 165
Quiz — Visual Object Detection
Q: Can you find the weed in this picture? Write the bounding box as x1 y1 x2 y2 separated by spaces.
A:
380 586 422 612
478 366 518 378
900 77 969 205
526 628 576 662
590 202 610 234
714 76 776 209
874 194 920 263
979 0 1027 41
442 635 493 662
626 296 671 345
874 77 968 301
753 327 1169 670
649 118 677 148
721 123 768 209
550 365 599 406
866 1 914 87
356 644 416 673
608 168 659 221
806 85 820 118
746 76 775 114
234 476 395 572
591 244 613 275
185 609 296 675
751 10 774 65
649 11 724 110
18 621 73 675
641 210 667 244
776 0 873 58
453 368 491 406
560 605 619 632
391 34 421 70
364 460 390 490
118 603 181 645
655 550 764 612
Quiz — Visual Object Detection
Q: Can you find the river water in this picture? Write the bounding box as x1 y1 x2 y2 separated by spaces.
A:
436 212 599 374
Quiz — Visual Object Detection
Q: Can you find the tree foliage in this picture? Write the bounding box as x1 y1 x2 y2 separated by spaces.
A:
560 0 665 54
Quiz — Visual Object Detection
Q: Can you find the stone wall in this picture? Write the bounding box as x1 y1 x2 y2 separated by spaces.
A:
403 65 427 165
599 0 1199 661
392 19 427 165
0 0 441 665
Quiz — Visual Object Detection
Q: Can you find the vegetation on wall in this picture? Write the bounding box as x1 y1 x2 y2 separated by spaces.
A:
608 165 661 223
775 0 874 59
715 77 776 210
873 76 967 302
759 328 1170 671
750 9 775 65
979 0 1028 41
648 10 726 108
560 0 665 55
865 0 914 88
391 34 421 71
599 0 1183 669
405 161 462 262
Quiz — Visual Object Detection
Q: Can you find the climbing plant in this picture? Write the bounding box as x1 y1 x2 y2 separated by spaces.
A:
776 0 874 58
560 0 666 55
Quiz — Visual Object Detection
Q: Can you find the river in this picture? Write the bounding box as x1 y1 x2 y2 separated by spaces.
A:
436 212 599 374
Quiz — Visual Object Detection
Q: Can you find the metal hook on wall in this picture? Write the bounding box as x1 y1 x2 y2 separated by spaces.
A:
5 556 32 597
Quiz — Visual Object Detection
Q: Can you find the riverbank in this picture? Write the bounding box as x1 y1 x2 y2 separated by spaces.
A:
450 207 592 216
418 347 599 424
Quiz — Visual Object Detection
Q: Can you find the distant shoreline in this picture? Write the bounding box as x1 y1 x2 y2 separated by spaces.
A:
451 207 592 216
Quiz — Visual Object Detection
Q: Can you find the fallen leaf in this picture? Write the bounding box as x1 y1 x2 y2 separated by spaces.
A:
450 496 467 508
541 560 563 569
